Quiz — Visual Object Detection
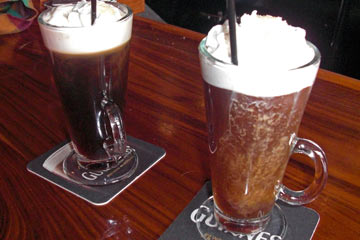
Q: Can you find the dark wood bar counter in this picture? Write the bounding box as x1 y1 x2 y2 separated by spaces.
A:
0 16 359 239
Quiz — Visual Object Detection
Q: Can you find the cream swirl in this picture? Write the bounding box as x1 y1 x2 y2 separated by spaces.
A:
42 0 125 27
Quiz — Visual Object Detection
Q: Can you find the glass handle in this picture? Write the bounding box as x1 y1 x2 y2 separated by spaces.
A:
101 98 127 158
278 136 328 205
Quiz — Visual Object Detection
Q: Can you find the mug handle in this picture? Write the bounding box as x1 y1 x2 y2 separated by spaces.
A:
101 98 127 158
278 136 328 205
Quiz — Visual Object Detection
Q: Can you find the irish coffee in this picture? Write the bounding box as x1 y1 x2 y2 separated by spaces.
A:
197 10 327 235
38 0 138 185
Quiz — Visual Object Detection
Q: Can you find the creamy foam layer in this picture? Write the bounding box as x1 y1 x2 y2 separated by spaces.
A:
38 0 132 54
201 11 319 97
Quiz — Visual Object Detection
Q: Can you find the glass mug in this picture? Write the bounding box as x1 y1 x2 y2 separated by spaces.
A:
196 38 328 237
38 2 138 185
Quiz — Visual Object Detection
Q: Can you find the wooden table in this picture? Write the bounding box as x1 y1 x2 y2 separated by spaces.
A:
0 16 359 240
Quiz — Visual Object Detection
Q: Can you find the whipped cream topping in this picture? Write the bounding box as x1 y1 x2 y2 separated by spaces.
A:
43 0 125 27
201 11 320 97
38 0 132 54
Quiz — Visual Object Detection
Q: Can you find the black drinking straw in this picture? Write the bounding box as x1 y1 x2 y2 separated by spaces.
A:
91 0 96 25
227 0 238 65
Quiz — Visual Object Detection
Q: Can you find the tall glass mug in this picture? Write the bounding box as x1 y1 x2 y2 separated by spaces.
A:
196 38 328 237
38 3 138 185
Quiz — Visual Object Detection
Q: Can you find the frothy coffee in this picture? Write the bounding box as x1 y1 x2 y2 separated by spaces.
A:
38 1 132 161
39 0 132 54
201 11 318 97
200 11 321 234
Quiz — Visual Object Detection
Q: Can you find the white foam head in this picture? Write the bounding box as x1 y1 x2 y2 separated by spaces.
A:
200 11 320 97
38 0 132 54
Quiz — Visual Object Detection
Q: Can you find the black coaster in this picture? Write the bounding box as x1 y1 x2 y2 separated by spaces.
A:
27 136 166 205
159 181 320 240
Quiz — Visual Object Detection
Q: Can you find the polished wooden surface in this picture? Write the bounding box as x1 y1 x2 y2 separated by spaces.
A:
0 16 360 240
117 0 145 13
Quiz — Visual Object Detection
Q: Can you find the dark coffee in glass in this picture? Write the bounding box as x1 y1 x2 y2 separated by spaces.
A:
51 43 130 160
38 2 138 185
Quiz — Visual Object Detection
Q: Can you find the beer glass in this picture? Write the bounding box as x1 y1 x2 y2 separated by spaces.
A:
196 38 328 237
38 3 138 185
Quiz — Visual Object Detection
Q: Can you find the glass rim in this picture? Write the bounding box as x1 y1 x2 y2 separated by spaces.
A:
198 37 321 71
38 1 133 29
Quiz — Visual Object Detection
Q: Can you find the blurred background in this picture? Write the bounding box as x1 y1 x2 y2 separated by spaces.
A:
145 0 360 80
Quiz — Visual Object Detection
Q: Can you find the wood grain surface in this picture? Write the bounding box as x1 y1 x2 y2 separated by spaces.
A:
0 16 359 240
